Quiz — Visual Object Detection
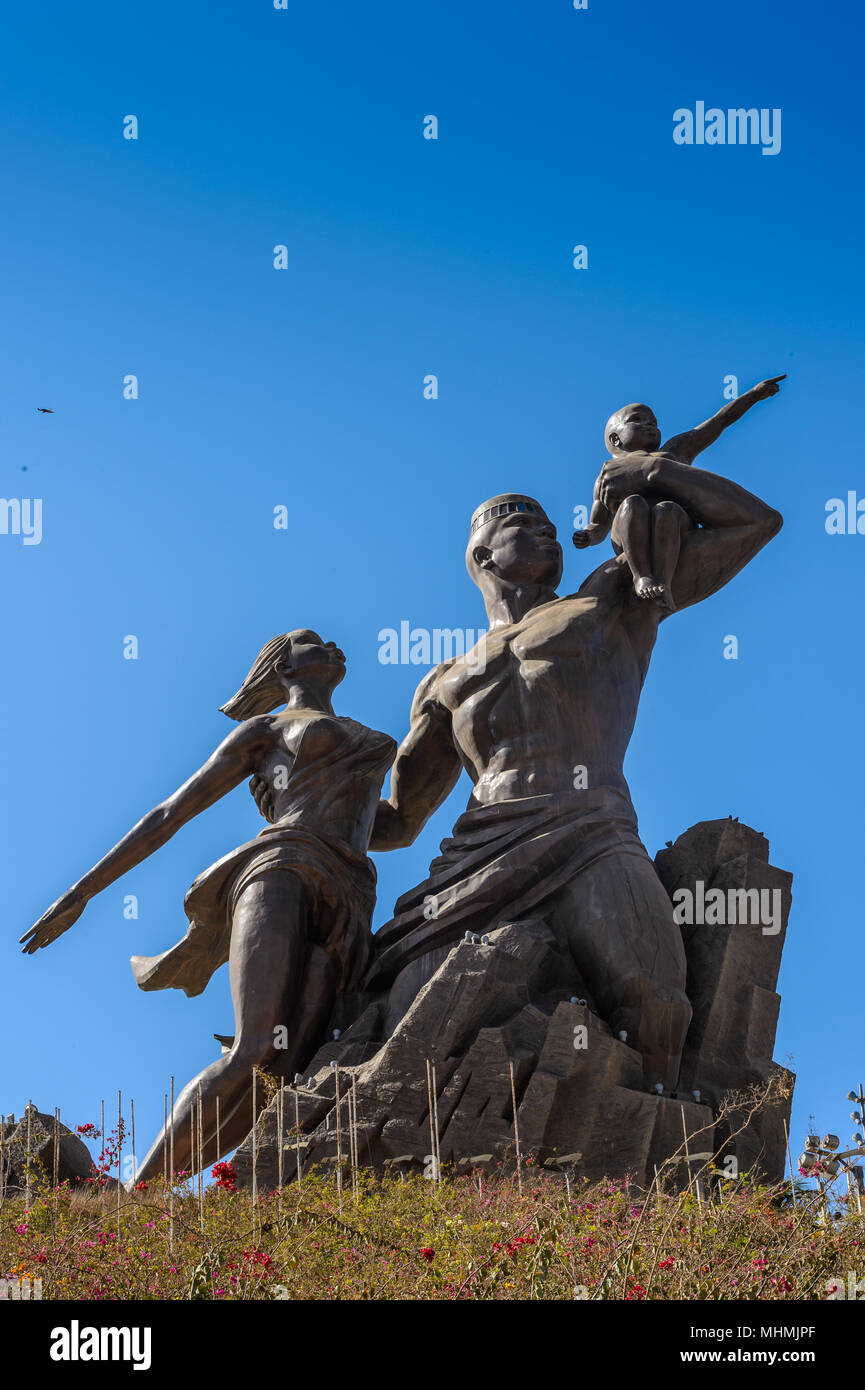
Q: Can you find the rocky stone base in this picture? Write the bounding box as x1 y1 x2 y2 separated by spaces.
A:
234 920 713 1191
231 818 795 1193
656 818 795 1179
0 1104 99 1196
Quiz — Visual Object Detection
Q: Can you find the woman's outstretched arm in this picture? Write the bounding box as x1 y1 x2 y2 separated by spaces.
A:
20 717 273 953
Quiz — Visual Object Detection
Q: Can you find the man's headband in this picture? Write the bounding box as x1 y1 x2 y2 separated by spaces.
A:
469 495 548 537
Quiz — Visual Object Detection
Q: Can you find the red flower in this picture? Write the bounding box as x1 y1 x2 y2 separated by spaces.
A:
505 1234 536 1256
421 1247 435 1263
212 1160 238 1192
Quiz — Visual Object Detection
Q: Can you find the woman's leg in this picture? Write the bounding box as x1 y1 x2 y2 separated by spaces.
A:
135 873 318 1181
200 943 339 1163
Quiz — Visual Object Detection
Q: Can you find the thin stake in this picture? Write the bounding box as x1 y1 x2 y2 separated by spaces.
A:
334 1065 343 1211
351 1074 360 1201
215 1094 221 1168
431 1063 442 1184
53 1107 60 1188
425 1060 437 1186
100 1099 105 1210
347 1074 357 1201
509 1062 523 1196
189 1106 195 1187
782 1116 798 1209
345 1076 353 1196
295 1086 302 1190
680 1104 702 1212
116 1090 122 1239
252 1067 259 1240
197 1082 204 1232
169 1076 175 1256
26 1101 32 1213
163 1095 168 1186
277 1087 284 1216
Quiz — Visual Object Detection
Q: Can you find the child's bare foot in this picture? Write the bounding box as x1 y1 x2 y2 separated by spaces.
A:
634 576 675 610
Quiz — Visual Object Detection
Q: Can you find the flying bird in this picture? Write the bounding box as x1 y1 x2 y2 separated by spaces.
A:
37 407 53 413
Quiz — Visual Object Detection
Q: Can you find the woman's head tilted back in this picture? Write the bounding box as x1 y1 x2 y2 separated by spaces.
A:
220 630 346 721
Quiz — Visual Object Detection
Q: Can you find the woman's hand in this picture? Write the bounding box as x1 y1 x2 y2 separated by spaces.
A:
249 774 276 823
20 888 89 953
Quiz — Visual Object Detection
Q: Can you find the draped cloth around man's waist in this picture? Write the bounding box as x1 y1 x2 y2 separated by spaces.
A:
366 785 650 986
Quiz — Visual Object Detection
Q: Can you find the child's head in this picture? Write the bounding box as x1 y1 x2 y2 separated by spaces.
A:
604 403 661 454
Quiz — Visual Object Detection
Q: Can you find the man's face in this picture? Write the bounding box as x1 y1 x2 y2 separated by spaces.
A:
472 511 562 587
606 404 661 454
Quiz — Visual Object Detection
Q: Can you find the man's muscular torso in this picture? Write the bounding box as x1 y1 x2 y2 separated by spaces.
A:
423 557 660 805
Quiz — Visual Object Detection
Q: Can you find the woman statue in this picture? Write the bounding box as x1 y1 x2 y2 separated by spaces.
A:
21 630 396 1180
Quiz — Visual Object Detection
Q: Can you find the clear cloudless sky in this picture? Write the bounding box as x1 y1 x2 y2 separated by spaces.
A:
1 0 862 1173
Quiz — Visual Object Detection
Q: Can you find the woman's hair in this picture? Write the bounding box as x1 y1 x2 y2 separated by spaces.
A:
219 633 296 722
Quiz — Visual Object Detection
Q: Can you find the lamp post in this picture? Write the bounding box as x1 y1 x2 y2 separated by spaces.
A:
799 1082 865 1217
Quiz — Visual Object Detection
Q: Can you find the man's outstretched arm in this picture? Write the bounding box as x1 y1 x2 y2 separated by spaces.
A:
598 451 782 612
370 668 463 851
664 375 786 463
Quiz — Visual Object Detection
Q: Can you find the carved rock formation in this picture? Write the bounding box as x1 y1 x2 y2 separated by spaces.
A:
0 1104 97 1196
233 820 794 1191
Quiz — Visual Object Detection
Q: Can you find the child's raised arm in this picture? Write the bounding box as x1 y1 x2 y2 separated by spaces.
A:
663 375 786 464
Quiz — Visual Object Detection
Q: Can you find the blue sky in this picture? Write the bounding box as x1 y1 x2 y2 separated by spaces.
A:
1 0 862 1174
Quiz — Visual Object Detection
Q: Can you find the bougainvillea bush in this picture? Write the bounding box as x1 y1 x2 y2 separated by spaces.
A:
1 1157 861 1300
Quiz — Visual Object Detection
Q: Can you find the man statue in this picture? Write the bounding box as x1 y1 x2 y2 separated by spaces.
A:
365 439 783 1090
